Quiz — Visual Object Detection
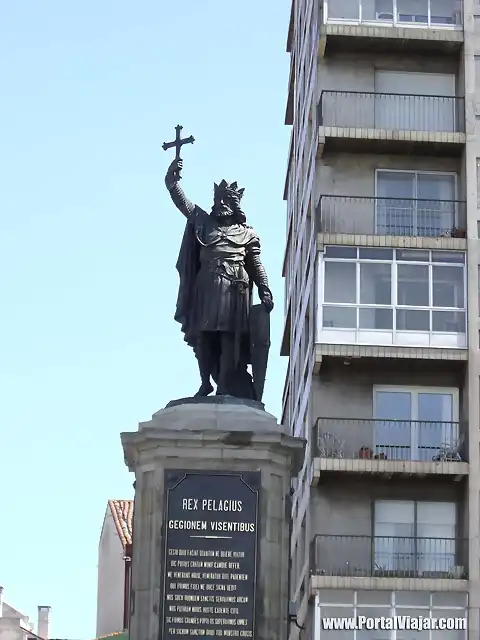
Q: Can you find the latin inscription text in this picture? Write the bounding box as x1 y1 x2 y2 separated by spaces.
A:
162 473 259 639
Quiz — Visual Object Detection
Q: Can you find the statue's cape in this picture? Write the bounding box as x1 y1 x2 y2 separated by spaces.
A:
174 207 203 348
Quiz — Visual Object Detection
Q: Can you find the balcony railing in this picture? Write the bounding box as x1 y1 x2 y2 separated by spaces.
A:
313 534 468 579
317 195 466 238
316 417 466 462
323 0 463 29
318 91 465 133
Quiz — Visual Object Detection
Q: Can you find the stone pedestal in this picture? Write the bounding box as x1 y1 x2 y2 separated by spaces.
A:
121 398 305 640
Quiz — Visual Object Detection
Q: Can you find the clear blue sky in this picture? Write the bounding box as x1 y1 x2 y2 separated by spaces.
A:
0 2 290 638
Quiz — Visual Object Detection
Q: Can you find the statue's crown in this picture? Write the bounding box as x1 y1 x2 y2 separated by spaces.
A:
214 180 245 202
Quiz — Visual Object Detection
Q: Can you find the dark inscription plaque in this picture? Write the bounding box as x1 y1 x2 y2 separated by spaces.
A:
161 470 260 640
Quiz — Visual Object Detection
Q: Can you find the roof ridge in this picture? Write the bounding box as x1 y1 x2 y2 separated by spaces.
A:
107 499 133 547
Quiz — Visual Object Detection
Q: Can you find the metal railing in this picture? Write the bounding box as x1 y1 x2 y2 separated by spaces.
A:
323 0 463 29
313 534 468 578
318 91 465 133
317 195 466 238
315 417 466 462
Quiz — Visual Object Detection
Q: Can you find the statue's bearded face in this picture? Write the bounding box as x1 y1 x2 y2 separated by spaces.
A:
213 192 235 219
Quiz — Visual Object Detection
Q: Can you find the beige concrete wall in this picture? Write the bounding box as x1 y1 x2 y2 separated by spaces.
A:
0 620 28 640
312 480 464 535
316 51 461 100
316 153 463 199
460 6 480 637
96 509 125 638
310 359 464 419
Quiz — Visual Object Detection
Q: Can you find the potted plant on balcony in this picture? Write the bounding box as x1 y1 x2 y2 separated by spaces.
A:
359 446 372 459
451 227 467 238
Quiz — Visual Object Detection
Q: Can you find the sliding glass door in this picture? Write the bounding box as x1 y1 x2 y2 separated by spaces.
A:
374 500 456 575
374 386 457 461
376 170 456 237
373 71 456 133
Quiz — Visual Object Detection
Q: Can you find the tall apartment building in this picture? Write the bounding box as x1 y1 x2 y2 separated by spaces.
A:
283 1 479 638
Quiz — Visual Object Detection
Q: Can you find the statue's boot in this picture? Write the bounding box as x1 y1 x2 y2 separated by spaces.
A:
195 381 214 396
194 335 214 396
216 374 230 396
216 333 235 396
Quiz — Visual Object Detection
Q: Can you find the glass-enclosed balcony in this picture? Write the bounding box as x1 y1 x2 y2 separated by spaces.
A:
317 246 467 349
323 0 462 29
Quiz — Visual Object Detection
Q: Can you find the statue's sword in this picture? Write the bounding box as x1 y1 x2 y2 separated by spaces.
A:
162 125 195 181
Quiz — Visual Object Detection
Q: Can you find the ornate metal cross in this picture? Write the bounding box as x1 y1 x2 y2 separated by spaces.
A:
162 125 194 181
162 125 194 159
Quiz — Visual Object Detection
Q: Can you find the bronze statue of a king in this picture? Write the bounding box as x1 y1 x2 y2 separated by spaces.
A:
164 133 273 403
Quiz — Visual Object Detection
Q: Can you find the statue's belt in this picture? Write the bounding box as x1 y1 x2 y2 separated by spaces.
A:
210 260 249 290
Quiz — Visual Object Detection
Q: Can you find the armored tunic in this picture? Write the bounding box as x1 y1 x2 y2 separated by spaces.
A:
191 207 260 334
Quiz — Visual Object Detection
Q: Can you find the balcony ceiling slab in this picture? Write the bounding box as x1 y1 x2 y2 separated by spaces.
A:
317 234 467 251
311 457 469 485
315 344 468 365
310 575 469 594
320 24 464 57
318 128 466 157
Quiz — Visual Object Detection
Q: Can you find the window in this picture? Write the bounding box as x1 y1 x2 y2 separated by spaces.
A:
376 170 458 237
324 0 461 27
374 500 457 575
374 386 459 461
374 71 456 132
316 591 467 640
475 56 480 91
477 158 480 208
319 246 466 348
327 0 359 21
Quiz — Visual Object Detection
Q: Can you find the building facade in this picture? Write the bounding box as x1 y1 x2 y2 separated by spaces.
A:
283 1 479 638
96 500 133 639
0 588 50 640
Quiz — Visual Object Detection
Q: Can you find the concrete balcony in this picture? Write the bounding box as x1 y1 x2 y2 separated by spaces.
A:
311 533 468 591
320 0 463 56
312 417 469 483
317 195 467 249
318 91 465 156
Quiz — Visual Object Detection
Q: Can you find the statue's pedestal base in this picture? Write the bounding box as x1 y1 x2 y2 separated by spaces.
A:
121 399 305 640
165 394 265 411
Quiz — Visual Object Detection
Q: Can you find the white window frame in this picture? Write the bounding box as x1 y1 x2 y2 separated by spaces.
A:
373 384 459 459
323 0 462 30
314 591 468 640
373 499 457 576
317 247 467 349
373 385 459 420
374 500 457 533
372 71 458 135
374 168 459 236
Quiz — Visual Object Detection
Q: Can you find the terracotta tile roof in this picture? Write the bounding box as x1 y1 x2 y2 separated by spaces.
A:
108 499 133 547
